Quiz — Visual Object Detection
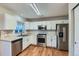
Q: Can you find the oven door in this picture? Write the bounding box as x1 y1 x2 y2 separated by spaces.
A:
37 38 45 43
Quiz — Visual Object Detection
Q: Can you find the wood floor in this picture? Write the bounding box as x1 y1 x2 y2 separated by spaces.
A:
18 45 68 56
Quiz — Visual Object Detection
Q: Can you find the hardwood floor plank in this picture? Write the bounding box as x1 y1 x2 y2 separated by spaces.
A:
41 47 47 56
18 45 68 56
46 48 53 56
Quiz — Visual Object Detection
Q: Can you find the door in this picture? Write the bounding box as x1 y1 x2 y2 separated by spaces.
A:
57 24 68 50
74 4 79 56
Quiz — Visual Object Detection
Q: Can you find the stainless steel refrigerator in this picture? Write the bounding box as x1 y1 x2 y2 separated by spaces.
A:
56 24 68 50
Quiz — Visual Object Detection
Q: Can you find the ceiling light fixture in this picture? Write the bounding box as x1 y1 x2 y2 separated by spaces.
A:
30 3 41 16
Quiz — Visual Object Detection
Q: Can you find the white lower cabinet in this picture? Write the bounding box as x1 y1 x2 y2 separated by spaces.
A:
47 35 51 47
51 36 57 48
31 34 37 45
22 36 30 50
47 32 57 48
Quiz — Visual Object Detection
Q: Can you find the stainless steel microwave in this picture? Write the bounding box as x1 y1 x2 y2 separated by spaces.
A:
38 25 47 30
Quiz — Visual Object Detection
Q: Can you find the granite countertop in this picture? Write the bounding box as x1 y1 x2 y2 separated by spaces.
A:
0 36 22 42
0 33 30 42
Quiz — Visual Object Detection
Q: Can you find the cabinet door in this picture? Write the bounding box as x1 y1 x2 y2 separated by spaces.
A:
22 37 31 50
47 39 52 47
33 22 38 30
47 33 52 47
47 36 57 48
29 22 34 30
31 34 37 45
51 22 56 30
51 36 57 48
25 22 30 30
47 22 51 30
23 37 28 50
4 14 16 29
47 32 57 48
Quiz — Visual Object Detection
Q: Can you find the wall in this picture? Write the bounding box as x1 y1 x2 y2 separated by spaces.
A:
69 3 78 56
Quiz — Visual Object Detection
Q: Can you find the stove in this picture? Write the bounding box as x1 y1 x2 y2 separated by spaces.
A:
37 34 47 47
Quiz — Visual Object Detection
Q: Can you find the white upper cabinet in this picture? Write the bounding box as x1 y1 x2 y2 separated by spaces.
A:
33 22 38 30
56 20 69 24
29 22 40 30
0 14 25 30
45 21 56 30
29 22 34 30
50 21 56 30
26 20 68 30
5 14 17 30
24 22 30 30
47 22 51 30
0 14 17 30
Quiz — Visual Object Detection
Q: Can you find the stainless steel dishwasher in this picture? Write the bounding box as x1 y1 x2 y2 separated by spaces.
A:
12 38 22 56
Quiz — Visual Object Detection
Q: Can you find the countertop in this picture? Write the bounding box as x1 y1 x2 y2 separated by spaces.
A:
0 36 22 42
0 33 30 42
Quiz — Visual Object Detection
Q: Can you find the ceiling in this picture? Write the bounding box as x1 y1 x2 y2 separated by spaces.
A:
0 3 68 19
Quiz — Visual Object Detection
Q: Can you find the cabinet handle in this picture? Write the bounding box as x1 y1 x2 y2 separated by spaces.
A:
63 27 66 42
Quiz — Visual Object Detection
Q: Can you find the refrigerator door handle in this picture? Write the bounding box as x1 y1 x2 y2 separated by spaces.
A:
63 27 66 42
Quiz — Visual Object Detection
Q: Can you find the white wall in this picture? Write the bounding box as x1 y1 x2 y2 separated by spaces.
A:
69 3 78 56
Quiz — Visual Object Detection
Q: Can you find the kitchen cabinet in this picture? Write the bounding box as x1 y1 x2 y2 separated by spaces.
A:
47 22 51 30
0 14 25 30
47 32 57 48
29 22 38 30
51 35 57 48
26 20 68 30
4 15 17 30
24 22 30 30
22 36 30 50
31 34 37 45
0 38 22 56
0 14 17 30
56 20 68 24
33 22 38 30
29 22 34 30
51 21 56 30
47 33 51 47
